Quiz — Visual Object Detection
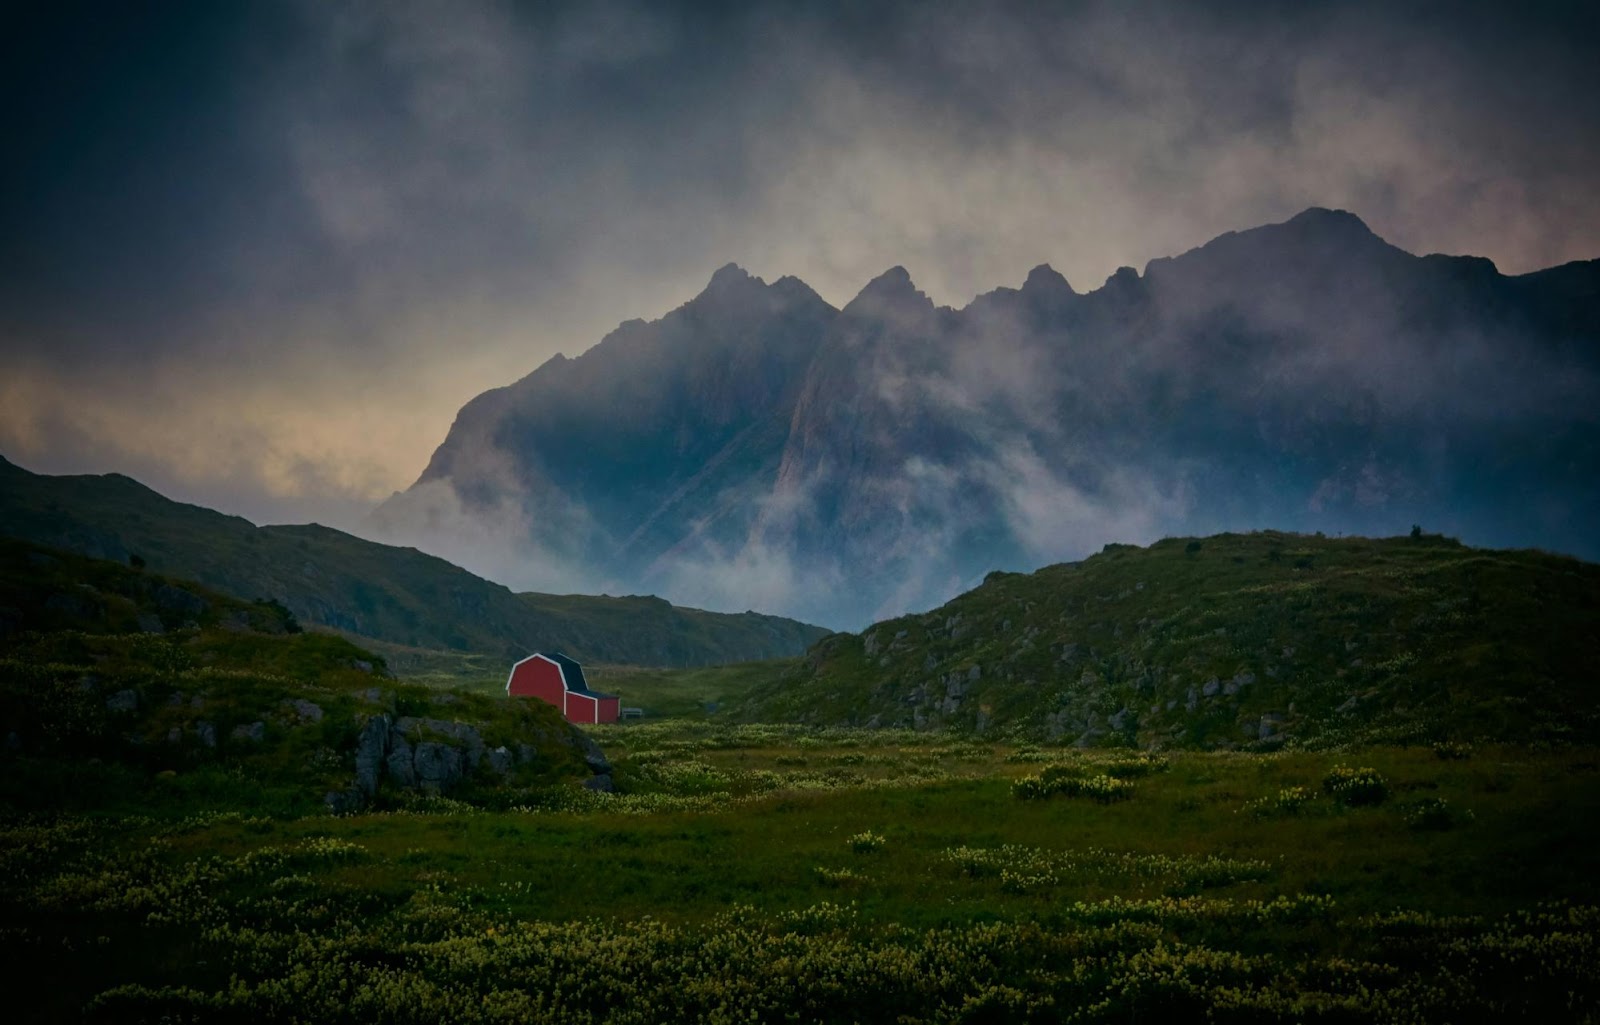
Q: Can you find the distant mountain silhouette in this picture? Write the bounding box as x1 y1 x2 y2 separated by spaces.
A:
371 209 1600 628
0 455 829 665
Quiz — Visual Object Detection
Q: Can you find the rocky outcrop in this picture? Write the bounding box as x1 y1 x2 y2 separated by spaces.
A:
326 713 610 812
412 742 463 794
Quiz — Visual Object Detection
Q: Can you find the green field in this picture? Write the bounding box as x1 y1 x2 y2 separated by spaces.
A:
6 727 1599 1023
344 639 795 720
4 534 1599 1021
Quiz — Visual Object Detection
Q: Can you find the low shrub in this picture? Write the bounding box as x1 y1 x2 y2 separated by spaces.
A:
1242 785 1316 818
1403 797 1472 831
847 830 886 853
1013 772 1133 803
1322 765 1390 806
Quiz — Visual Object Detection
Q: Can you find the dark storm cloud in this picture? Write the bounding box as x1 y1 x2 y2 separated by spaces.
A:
1 0 1597 532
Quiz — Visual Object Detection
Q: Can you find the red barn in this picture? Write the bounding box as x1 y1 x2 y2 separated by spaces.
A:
506 652 620 725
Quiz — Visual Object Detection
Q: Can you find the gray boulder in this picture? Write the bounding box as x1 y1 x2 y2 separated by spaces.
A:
286 699 324 724
487 746 514 776
195 721 217 748
105 689 139 713
386 733 417 788
413 742 464 794
230 721 266 744
324 789 364 815
395 717 485 771
354 715 391 798
571 731 612 775
582 773 616 793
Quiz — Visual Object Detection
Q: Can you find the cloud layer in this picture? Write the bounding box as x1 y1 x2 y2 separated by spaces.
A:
1 0 1596 548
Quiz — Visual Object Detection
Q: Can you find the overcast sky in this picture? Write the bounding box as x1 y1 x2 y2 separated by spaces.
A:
2 0 1597 531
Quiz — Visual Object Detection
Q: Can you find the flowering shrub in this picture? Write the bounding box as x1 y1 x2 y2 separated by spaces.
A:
1403 797 1472 831
814 866 869 887
944 845 1272 891
848 830 886 853
1099 753 1170 779
1013 772 1133 803
1322 765 1390 806
1242 786 1316 818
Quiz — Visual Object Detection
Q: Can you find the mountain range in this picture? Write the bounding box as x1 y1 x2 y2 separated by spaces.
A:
371 208 1600 628
0 455 827 666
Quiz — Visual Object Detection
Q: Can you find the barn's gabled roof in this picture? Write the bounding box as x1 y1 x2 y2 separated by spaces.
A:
543 651 618 700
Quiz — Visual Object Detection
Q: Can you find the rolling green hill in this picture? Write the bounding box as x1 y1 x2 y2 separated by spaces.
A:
0 537 603 815
0 455 828 667
733 531 1600 747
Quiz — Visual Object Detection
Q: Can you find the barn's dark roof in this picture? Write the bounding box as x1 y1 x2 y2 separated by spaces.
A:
543 651 618 700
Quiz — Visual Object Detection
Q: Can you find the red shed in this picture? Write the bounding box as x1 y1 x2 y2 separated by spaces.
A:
506 652 620 725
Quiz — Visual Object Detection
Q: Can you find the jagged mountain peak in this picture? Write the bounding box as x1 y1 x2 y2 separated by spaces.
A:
1022 263 1075 296
1285 206 1375 235
708 261 755 287
863 264 915 293
843 265 934 316
691 262 769 305
374 208 1600 629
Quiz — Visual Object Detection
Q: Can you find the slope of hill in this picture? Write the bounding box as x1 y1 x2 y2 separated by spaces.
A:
731 531 1600 748
0 456 828 666
373 208 1600 629
0 537 607 815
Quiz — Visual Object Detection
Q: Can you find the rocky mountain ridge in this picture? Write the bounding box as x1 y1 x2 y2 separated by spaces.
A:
373 209 1600 628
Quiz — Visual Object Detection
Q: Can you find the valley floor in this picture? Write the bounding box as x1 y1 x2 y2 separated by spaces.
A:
5 727 1600 1023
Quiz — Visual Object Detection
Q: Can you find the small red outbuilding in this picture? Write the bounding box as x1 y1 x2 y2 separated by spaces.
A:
506 651 620 725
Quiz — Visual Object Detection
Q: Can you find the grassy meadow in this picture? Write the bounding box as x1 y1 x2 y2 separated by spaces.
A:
6 725 1599 1023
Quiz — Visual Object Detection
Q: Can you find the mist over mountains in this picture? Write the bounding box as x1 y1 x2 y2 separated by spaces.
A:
369 209 1600 629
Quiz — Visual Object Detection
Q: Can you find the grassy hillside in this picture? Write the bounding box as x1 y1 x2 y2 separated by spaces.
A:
3 543 1597 1022
733 531 1600 747
0 455 829 666
0 538 602 817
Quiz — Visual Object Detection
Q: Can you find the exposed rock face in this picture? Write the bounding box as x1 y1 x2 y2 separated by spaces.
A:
572 731 612 776
105 689 139 713
285 699 324 724
333 713 610 810
353 715 391 799
230 721 265 744
385 732 417 788
412 742 464 794
395 717 486 771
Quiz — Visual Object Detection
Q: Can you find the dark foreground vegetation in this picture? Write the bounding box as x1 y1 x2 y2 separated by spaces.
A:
2 535 1598 1022
5 729 1599 1023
